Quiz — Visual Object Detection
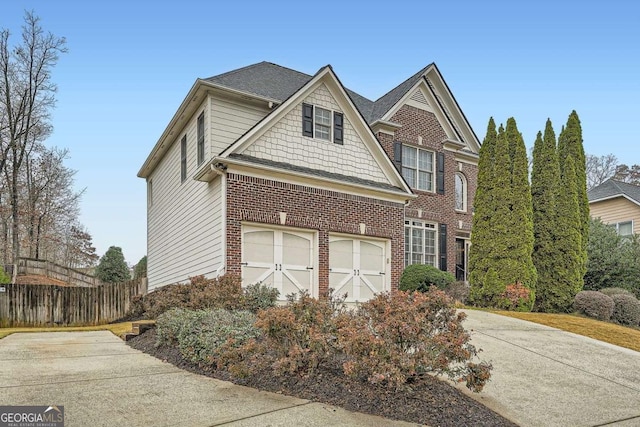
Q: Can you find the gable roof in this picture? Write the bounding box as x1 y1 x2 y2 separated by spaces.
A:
588 179 640 206
213 64 413 196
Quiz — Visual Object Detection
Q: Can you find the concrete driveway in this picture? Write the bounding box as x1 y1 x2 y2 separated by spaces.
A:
1 312 639 427
461 310 640 427
0 331 416 427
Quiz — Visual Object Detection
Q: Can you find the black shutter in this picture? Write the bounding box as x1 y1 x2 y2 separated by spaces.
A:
333 112 343 144
302 103 313 137
393 142 403 172
439 223 447 271
436 152 445 194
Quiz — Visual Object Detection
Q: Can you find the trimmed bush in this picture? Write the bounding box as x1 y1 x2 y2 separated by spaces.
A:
498 283 533 312
338 288 492 392
599 287 635 298
444 281 470 304
132 275 278 319
156 308 259 365
610 294 640 326
399 264 455 292
573 291 614 321
243 282 280 313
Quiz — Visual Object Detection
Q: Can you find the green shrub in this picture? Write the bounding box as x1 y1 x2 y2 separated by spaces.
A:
399 264 455 292
156 308 259 366
156 308 207 347
0 266 10 284
610 294 640 326
242 282 280 313
444 281 470 304
573 291 614 321
599 287 635 298
338 288 491 392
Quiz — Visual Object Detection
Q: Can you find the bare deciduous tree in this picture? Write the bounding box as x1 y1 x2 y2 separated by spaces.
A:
586 153 618 189
0 12 67 262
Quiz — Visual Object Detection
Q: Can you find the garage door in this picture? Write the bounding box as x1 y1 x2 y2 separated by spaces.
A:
329 235 389 302
241 225 316 298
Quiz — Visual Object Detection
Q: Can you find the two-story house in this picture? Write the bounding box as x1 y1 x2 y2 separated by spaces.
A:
138 62 480 301
588 179 640 236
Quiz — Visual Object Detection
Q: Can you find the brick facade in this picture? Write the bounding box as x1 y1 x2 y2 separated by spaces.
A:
226 173 405 295
378 105 478 278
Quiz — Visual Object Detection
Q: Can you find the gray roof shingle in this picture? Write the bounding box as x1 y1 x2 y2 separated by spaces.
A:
588 179 640 205
228 154 404 193
204 61 431 124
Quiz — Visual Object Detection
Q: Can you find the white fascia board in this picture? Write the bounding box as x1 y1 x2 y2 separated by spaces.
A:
589 194 640 207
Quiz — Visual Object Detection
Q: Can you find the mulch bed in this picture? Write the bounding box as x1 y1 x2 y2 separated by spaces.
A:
128 328 517 427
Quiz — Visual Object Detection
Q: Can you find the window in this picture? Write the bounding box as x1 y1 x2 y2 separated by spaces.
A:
197 112 205 165
314 107 331 141
147 180 153 207
613 221 633 236
302 103 343 144
180 135 187 183
455 172 467 211
401 146 434 191
404 220 437 267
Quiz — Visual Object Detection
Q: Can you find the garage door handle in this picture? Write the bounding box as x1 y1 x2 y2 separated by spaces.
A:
240 262 248 266
306 266 313 270
379 272 385 275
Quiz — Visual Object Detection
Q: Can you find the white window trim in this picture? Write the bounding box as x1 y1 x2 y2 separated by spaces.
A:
314 106 332 141
401 145 435 192
612 220 634 236
404 219 438 267
455 172 467 212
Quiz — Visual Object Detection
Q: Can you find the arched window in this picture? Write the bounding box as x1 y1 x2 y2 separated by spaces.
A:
455 173 467 212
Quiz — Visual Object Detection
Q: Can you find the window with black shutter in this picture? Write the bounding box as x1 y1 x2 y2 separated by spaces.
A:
302 103 313 137
180 135 187 183
439 223 447 271
197 112 205 165
436 152 445 194
333 112 343 144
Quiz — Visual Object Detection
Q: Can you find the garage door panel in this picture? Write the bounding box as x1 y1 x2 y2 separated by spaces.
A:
242 225 316 299
329 235 389 302
360 241 384 271
244 231 274 264
329 239 353 270
283 232 312 266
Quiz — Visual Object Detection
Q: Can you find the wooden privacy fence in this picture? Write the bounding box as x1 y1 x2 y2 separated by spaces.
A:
16 258 99 287
0 278 147 327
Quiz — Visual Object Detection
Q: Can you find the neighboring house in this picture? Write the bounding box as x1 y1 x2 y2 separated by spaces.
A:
138 62 480 301
588 179 640 236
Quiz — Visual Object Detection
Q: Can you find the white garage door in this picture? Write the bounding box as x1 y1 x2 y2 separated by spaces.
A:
329 235 389 302
242 225 316 299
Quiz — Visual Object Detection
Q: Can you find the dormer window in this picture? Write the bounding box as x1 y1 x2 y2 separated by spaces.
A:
302 103 343 144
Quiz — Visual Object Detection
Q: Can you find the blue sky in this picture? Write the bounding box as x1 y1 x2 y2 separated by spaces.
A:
3 1 639 264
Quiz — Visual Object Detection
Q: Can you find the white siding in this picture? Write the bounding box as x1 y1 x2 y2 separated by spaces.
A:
210 94 270 156
147 103 224 291
241 84 391 185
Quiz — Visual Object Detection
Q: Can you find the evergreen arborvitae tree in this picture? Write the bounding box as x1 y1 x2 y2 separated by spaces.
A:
553 156 584 311
469 118 536 308
95 246 130 283
531 120 562 311
134 255 147 279
502 118 536 298
469 118 498 300
558 111 589 277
